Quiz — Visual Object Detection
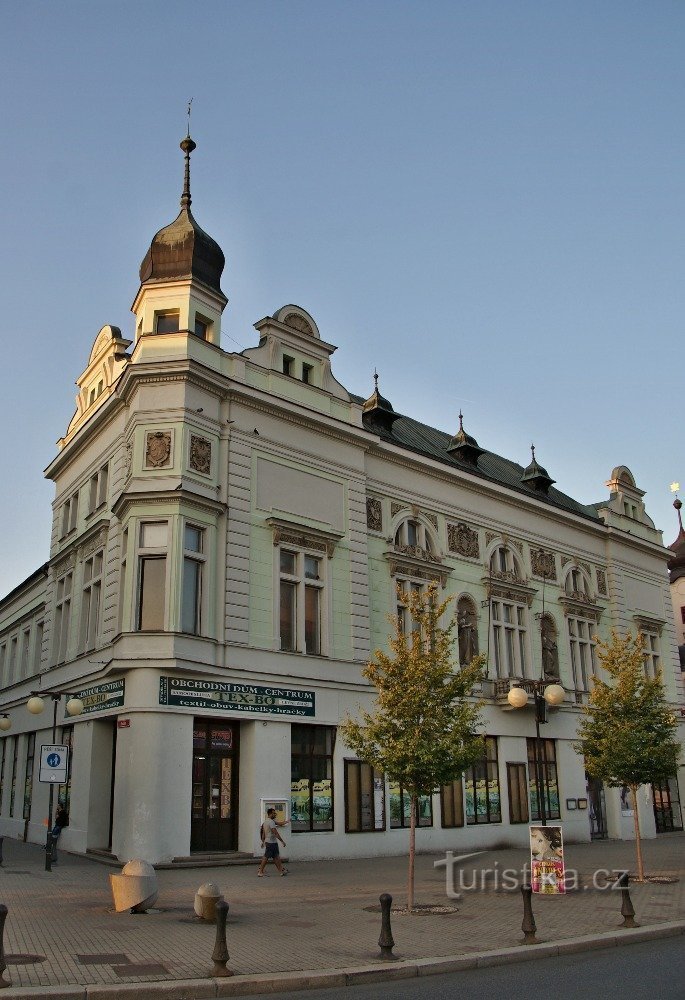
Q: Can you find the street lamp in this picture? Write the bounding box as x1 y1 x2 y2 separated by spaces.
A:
507 681 565 825
27 691 84 870
0 715 10 732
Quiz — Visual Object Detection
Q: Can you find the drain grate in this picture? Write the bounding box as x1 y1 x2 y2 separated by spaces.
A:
5 954 46 965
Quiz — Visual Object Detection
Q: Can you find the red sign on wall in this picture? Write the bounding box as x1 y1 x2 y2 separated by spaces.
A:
117 719 131 729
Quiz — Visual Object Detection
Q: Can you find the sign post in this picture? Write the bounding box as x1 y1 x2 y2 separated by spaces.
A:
39 745 69 784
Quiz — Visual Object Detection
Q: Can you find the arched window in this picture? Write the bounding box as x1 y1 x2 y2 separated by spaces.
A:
565 567 590 597
394 519 433 554
489 545 521 578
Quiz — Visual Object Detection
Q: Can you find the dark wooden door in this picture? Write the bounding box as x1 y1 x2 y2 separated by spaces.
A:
191 721 239 851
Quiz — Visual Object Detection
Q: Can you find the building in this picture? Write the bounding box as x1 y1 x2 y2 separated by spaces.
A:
0 136 683 863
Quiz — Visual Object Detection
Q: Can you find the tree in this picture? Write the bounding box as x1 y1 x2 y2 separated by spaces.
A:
341 582 486 911
576 630 681 881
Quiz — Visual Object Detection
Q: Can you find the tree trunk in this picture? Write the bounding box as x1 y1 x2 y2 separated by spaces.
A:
630 784 645 882
407 793 417 913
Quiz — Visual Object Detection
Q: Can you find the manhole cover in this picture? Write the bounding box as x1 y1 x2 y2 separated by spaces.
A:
363 903 459 915
5 954 46 965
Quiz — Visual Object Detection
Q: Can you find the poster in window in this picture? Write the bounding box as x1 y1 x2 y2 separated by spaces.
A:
373 775 385 831
312 778 332 828
530 824 566 894
290 778 310 829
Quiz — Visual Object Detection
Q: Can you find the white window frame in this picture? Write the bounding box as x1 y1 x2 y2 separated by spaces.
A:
60 493 78 538
567 615 596 691
396 577 427 637
54 571 73 664
88 463 109 515
491 597 528 678
181 523 206 635
642 630 661 679
277 546 326 655
79 550 104 653
135 521 169 631
394 518 434 554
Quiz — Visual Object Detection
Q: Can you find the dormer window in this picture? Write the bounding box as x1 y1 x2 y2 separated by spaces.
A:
193 317 208 340
283 355 294 376
155 311 180 334
302 363 313 385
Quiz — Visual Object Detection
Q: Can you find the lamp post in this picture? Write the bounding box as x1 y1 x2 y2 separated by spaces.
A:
27 692 84 871
507 681 565 825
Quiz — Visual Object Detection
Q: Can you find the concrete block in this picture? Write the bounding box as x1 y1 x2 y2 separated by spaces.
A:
556 933 617 954
344 961 418 985
415 955 479 975
214 970 347 996
1 988 86 1000
87 984 215 1000
476 943 559 967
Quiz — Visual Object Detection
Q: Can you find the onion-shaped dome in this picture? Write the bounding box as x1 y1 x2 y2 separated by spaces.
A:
521 444 555 494
362 371 401 433
668 496 685 584
447 411 485 467
138 136 226 300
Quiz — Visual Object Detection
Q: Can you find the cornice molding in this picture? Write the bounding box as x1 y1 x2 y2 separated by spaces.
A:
112 487 226 519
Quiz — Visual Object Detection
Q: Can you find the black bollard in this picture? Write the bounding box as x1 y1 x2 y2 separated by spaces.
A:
0 837 3 866
617 871 638 928
44 828 52 873
378 893 396 960
0 904 11 988
211 900 234 977
50 835 58 865
521 884 537 944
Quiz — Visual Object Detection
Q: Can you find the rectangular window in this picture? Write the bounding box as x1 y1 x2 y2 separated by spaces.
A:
23 732 35 820
507 762 530 824
279 549 324 654
440 779 464 828
60 493 78 538
181 525 204 635
291 724 335 832
54 571 73 663
465 736 501 824
527 738 560 821
0 644 5 682
193 317 208 339
389 782 433 828
491 601 527 677
88 464 109 514
0 738 6 812
79 551 103 652
344 760 385 832
396 579 424 637
8 637 17 685
302 362 313 384
9 737 18 816
20 629 30 678
136 521 167 631
33 621 43 671
155 311 180 334
283 355 294 376
642 631 660 679
568 617 596 691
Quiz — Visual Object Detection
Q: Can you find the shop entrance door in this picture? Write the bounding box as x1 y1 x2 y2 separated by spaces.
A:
191 721 239 852
652 777 683 833
586 774 607 839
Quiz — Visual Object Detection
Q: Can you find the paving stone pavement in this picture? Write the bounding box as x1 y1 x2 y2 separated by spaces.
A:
0 834 683 991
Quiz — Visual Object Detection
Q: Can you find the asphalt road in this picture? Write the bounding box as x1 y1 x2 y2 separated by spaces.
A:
273 937 684 1000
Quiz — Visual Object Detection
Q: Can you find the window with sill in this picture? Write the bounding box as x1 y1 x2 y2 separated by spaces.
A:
565 567 590 597
291 725 335 832
79 550 103 653
394 518 434 554
506 763 530 824
527 738 560 821
54 570 73 663
136 521 168 631
344 760 385 832
279 549 324 654
181 524 205 635
440 779 464 828
642 630 661 679
396 578 426 637
302 362 313 384
282 355 294 376
489 545 521 577
491 598 528 678
88 464 108 514
193 316 209 340
155 311 180 334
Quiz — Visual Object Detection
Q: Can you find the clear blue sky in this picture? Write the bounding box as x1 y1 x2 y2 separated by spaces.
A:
2 1 683 597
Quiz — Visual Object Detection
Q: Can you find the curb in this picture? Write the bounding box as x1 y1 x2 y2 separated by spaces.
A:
2 920 684 998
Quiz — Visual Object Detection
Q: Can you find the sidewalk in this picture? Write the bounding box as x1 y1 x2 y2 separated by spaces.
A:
0 834 683 994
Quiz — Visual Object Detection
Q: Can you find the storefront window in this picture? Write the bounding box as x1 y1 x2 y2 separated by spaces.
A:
344 760 385 832
388 781 433 828
465 736 501 824
290 724 335 831
527 738 560 821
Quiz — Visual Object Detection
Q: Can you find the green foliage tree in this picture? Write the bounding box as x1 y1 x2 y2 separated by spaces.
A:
341 583 486 911
576 630 681 881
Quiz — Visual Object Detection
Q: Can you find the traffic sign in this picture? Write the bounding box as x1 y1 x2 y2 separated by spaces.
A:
39 744 69 783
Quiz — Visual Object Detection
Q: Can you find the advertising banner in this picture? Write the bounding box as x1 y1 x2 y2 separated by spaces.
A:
76 679 125 715
530 824 566 894
159 677 315 717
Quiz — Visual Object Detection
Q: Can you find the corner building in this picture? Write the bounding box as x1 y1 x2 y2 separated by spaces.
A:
0 138 683 863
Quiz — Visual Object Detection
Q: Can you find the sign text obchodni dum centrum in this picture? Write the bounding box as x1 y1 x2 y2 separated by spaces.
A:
158 677 315 717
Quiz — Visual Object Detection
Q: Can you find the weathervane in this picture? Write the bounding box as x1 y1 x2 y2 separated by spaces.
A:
186 97 193 137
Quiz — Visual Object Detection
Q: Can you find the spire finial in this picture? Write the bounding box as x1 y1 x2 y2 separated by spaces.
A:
673 482 683 530
180 103 196 210
373 368 379 392
531 442 536 462
458 410 464 432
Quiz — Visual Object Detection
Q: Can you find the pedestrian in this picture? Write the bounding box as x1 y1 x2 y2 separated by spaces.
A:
52 803 69 842
258 807 287 877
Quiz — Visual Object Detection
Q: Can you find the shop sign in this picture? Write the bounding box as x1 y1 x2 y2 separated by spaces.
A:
76 679 125 715
159 676 315 717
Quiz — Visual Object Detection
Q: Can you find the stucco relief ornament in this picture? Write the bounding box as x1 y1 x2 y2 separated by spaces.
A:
448 522 480 559
190 435 211 475
146 431 172 468
531 549 557 581
366 497 383 531
596 569 608 596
